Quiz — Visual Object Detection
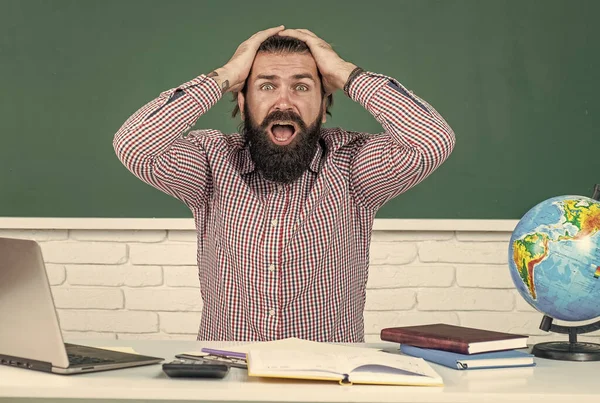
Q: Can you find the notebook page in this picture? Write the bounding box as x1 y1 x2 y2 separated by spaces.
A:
349 365 443 386
246 344 443 385
343 350 441 378
247 348 345 379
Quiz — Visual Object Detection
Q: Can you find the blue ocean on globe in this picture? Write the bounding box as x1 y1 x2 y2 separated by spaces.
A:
508 195 600 321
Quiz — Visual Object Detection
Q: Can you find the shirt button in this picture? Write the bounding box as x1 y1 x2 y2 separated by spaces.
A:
268 309 276 316
268 264 275 272
271 219 278 227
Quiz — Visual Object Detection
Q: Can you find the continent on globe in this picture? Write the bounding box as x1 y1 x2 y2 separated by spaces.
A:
512 233 550 299
557 200 600 240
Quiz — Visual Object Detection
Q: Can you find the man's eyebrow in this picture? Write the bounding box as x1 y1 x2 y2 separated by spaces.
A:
255 73 316 82
291 73 316 82
256 74 278 80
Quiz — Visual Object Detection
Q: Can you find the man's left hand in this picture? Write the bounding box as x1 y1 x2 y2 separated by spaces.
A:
278 29 357 95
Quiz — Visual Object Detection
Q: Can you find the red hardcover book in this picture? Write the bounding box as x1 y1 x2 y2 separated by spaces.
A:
380 324 528 354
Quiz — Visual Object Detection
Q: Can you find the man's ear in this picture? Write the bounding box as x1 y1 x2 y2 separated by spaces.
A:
321 96 327 124
237 91 245 121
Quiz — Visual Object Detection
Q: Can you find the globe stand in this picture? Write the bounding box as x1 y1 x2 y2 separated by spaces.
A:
531 315 600 361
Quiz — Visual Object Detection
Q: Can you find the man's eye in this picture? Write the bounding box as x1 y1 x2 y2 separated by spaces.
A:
261 84 274 90
296 85 309 91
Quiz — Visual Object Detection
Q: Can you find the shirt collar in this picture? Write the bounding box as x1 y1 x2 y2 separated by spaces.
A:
308 139 325 173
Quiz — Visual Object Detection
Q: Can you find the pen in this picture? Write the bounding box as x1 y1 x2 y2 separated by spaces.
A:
200 348 247 360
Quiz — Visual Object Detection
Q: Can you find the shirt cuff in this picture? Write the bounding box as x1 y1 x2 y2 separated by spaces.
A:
346 71 389 108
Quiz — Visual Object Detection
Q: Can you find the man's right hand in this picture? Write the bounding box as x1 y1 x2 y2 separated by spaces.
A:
208 25 285 93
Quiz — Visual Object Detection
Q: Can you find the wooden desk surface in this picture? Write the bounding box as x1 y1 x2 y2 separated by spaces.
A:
1 339 598 403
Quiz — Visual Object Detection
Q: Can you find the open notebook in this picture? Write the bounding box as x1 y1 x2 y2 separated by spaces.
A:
227 338 443 386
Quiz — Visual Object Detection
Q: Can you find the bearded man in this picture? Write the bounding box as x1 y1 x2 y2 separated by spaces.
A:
114 26 455 342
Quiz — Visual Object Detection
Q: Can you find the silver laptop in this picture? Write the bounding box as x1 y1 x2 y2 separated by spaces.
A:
0 237 163 374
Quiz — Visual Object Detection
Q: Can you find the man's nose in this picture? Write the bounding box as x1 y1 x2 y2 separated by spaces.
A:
273 88 293 111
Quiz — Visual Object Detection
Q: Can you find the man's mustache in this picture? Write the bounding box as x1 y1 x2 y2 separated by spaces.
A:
260 110 307 131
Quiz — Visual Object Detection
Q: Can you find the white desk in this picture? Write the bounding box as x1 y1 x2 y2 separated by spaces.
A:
1 339 598 403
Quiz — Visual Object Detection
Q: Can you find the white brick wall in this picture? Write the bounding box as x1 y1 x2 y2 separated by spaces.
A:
1 227 599 344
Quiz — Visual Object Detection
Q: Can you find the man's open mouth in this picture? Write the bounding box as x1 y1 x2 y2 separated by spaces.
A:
268 121 298 146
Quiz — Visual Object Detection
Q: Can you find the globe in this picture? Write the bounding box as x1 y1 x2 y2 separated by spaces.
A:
509 195 600 322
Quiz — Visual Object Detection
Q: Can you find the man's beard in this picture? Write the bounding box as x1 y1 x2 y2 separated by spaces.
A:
243 106 322 184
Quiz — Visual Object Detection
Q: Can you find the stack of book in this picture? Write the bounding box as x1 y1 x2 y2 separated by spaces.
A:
380 323 535 370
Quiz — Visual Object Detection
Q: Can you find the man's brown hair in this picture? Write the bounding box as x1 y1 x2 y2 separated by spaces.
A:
231 35 333 118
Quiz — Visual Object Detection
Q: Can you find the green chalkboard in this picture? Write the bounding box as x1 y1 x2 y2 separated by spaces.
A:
1 0 598 219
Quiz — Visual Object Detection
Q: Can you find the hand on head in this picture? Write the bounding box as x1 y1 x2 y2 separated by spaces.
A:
210 26 286 93
276 29 356 94
211 26 356 95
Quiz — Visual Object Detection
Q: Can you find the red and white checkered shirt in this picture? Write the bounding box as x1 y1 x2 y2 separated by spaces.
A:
114 72 455 342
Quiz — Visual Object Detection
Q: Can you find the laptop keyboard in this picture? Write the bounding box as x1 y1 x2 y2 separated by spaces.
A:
68 353 115 366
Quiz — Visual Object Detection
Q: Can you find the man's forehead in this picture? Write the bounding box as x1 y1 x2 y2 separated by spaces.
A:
250 52 319 79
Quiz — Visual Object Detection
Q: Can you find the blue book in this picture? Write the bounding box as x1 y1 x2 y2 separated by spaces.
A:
400 345 535 370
